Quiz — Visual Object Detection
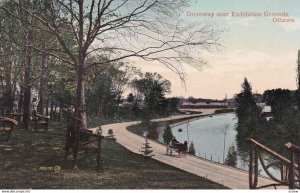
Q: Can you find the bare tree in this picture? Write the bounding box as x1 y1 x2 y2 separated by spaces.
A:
2 0 221 127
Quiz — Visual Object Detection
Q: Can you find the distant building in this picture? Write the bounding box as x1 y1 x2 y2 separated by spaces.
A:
261 105 273 121
256 102 273 121
256 102 266 109
180 101 229 109
226 99 236 108
119 101 146 109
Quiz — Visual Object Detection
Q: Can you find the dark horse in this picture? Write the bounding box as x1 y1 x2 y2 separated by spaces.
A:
166 141 188 157
177 141 188 156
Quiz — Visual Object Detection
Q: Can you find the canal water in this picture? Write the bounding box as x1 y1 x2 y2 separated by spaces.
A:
171 113 241 165
163 113 280 178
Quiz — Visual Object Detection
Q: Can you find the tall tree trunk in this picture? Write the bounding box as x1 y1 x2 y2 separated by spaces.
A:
54 103 57 120
20 1 33 130
17 54 24 113
4 60 13 113
58 103 62 122
50 101 54 120
38 50 47 114
97 105 101 117
15 45 24 114
99 99 104 117
74 63 87 129
18 81 23 113
22 40 32 130
74 1 87 129
45 99 49 116
105 102 109 118
12 77 17 112
100 106 103 117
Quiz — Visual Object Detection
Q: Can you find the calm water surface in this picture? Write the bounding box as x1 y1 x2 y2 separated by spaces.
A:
161 113 280 177
171 113 240 165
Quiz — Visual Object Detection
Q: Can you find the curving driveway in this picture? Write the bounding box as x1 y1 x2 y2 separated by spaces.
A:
90 113 284 189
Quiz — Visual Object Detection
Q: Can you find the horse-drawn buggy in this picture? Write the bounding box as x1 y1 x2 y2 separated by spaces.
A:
166 138 188 156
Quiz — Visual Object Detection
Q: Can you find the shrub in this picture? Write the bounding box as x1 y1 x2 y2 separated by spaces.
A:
143 120 158 140
163 125 174 144
225 146 237 167
188 141 195 155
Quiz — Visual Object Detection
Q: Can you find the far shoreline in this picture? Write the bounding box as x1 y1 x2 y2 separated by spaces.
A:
155 111 236 136
170 111 236 128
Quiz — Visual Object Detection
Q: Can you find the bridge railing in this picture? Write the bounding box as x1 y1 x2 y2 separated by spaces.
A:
248 138 299 189
285 142 300 189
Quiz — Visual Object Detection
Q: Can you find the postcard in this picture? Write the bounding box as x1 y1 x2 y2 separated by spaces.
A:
0 0 299 191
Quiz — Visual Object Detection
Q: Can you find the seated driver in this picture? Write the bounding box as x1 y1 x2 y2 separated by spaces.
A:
170 137 179 147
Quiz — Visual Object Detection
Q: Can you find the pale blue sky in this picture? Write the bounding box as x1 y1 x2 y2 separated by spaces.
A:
133 0 300 99
177 0 300 98
182 0 300 53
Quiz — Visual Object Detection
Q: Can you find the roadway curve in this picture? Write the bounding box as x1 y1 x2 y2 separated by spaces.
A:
90 113 282 189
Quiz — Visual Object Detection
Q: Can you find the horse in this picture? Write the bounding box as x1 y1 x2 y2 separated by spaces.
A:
176 141 188 157
166 141 188 157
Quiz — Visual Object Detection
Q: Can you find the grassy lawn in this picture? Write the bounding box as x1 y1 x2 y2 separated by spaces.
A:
0 118 228 189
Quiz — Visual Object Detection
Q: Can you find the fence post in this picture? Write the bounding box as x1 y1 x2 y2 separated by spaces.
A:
249 140 255 189
289 150 295 189
254 147 258 188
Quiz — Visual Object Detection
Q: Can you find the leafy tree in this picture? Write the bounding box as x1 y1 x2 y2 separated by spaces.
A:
163 125 174 144
225 146 237 167
235 78 261 136
46 69 75 120
0 1 68 128
188 141 196 156
86 60 137 117
144 120 158 140
86 66 116 117
168 97 180 113
131 72 171 115
235 78 264 163
275 108 300 146
3 0 221 128
236 52 300 158
263 89 294 122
